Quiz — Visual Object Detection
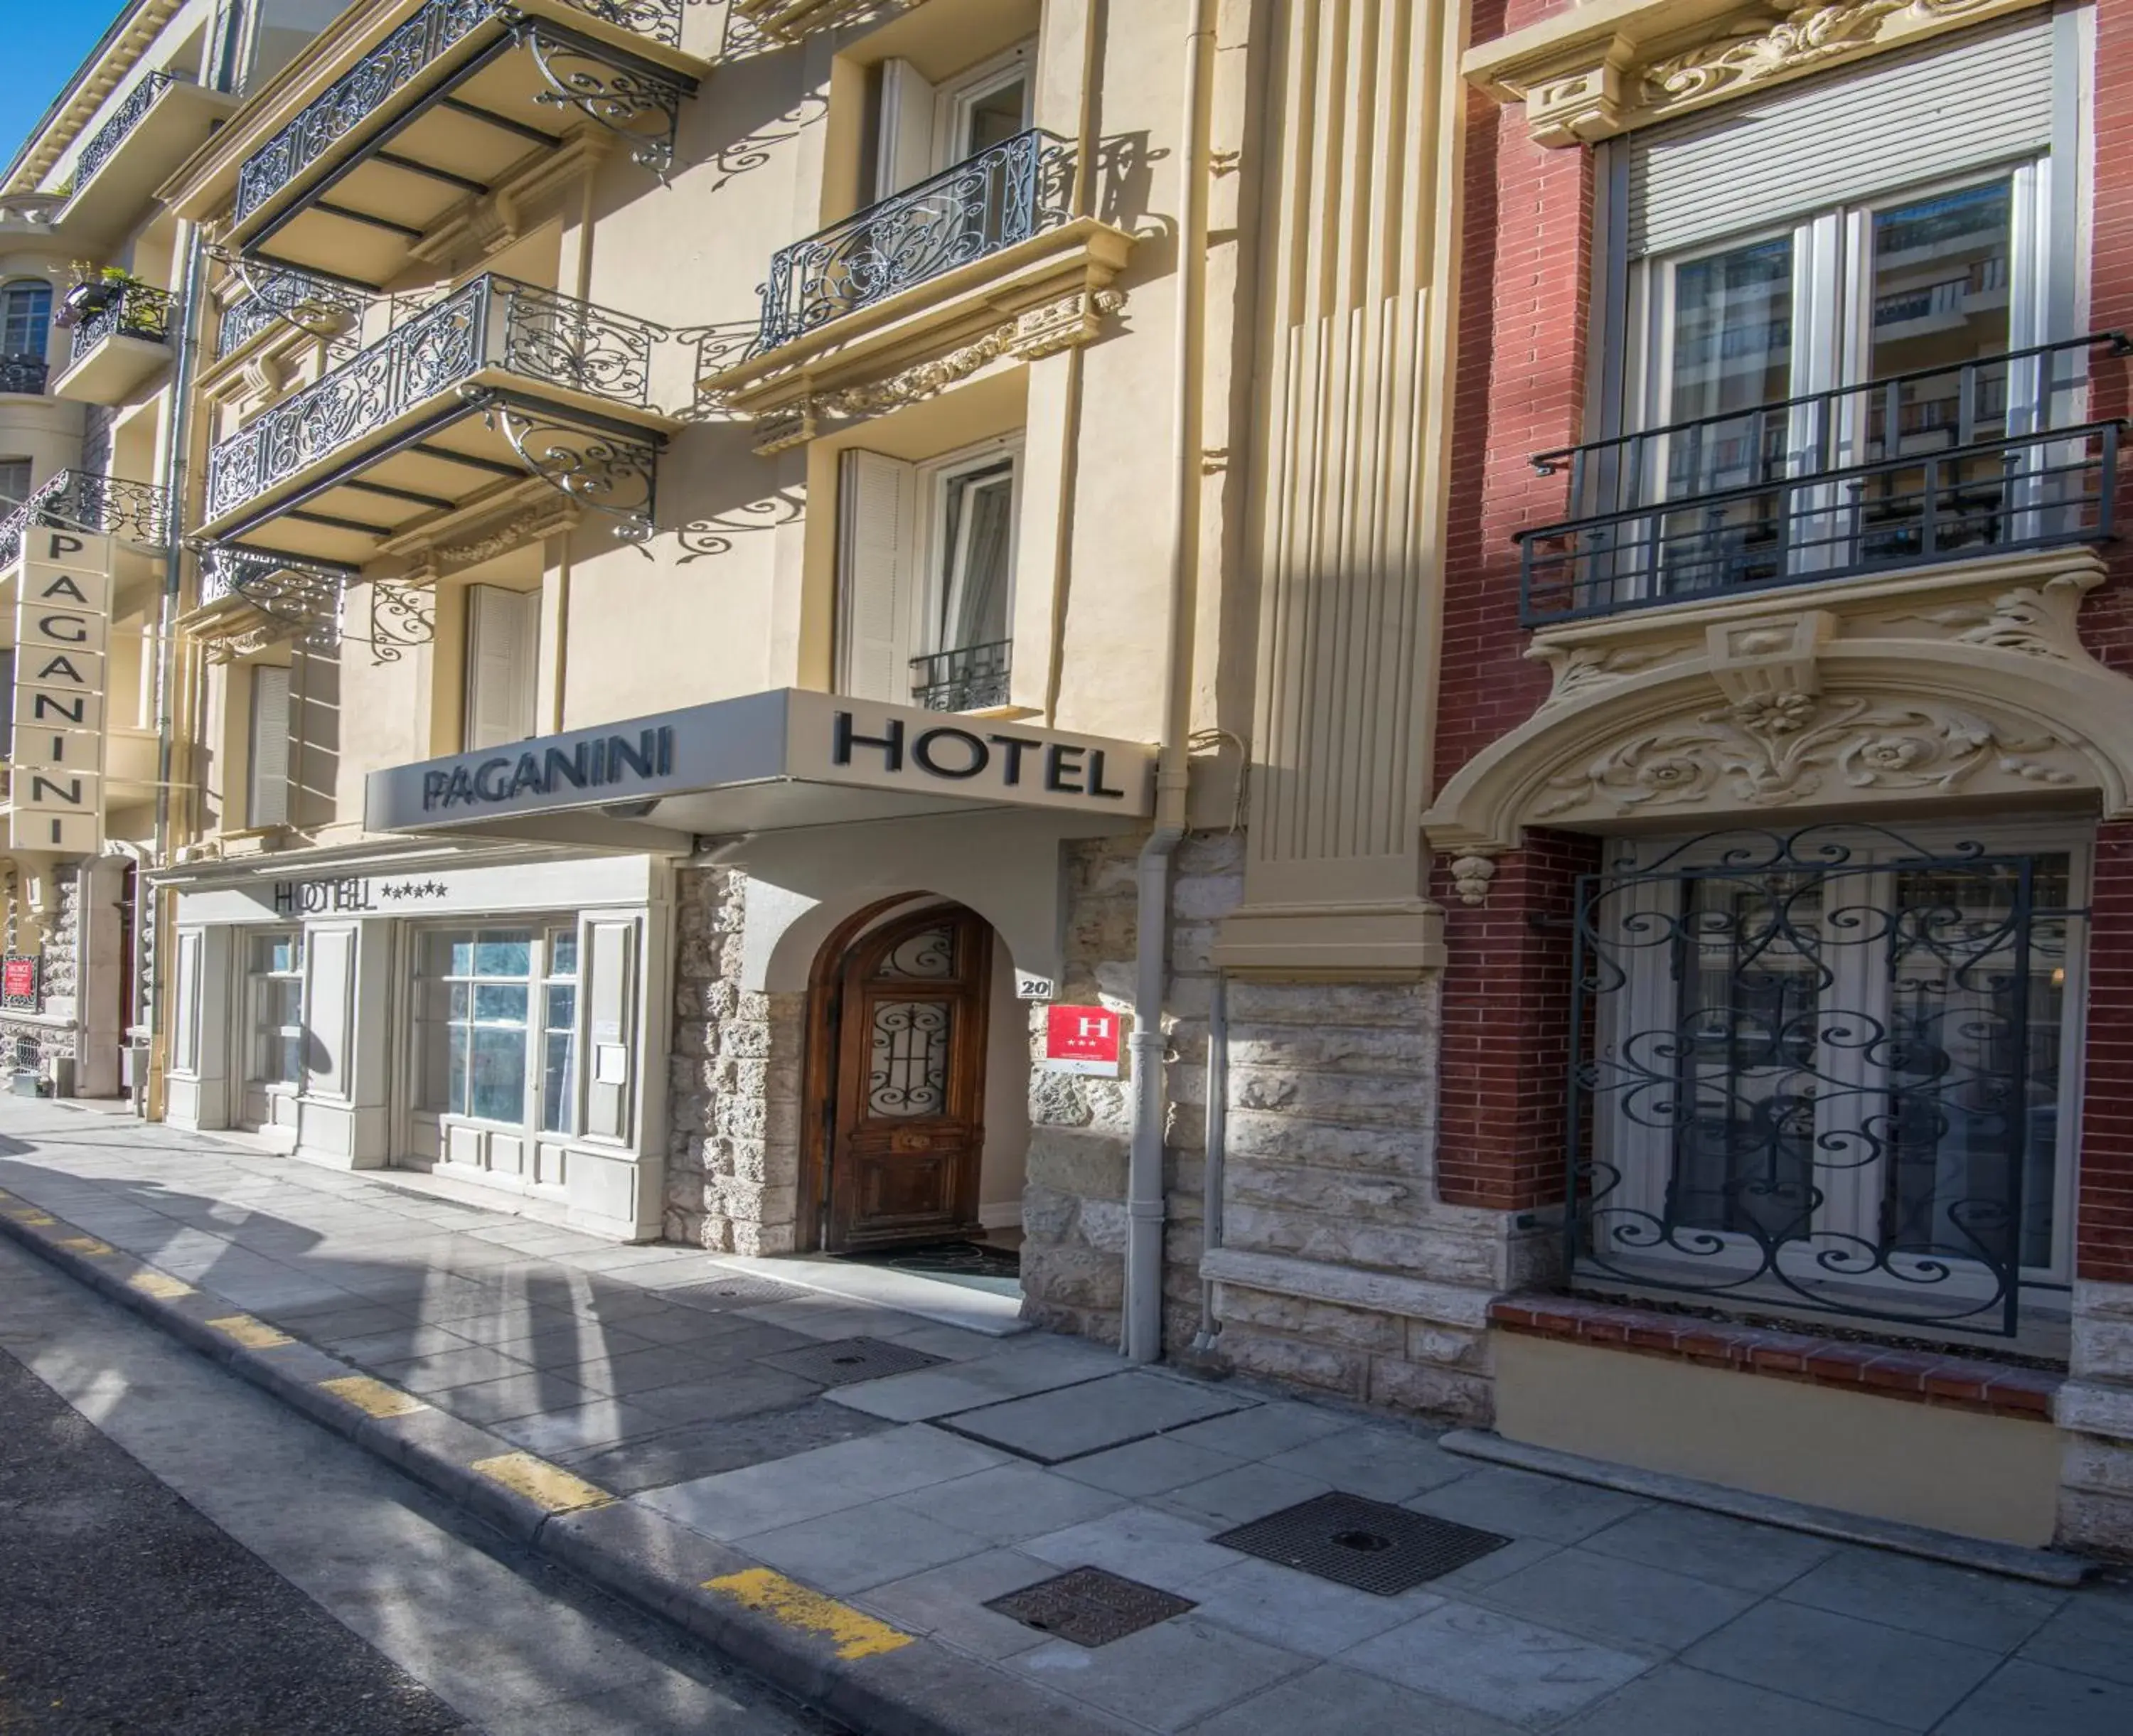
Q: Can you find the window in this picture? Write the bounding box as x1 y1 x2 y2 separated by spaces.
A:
0 459 29 509
540 929 579 1133
247 931 304 1086
1 281 50 363
247 665 291 827
838 438 1021 710
462 584 540 751
875 41 1033 199
417 924 579 1132
1524 15 2103 622
1571 825 2083 1339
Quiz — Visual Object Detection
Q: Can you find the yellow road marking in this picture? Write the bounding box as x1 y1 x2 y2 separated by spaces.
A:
319 1375 429 1419
703 1569 916 1661
206 1314 294 1350
127 1272 194 1300
6 1209 56 1226
469 1452 612 1514
56 1236 112 1256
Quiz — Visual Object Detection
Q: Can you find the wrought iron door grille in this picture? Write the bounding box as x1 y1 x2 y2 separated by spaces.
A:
1566 826 2080 1338
68 282 178 362
1519 333 2131 626
754 129 1074 353
909 639 1011 711
0 471 171 571
202 275 661 523
72 72 175 191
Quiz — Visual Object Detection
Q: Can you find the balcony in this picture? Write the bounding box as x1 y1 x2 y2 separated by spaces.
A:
0 355 47 397
53 281 178 403
1519 333 2132 627
226 0 702 290
60 72 237 246
199 274 677 566
705 129 1134 451
0 471 171 574
909 641 1011 712
218 269 368 361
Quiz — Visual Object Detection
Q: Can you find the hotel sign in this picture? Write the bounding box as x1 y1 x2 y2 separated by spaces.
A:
9 529 110 856
365 689 1155 833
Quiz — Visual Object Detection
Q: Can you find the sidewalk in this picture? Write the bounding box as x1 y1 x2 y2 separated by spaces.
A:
4 1100 2132 1735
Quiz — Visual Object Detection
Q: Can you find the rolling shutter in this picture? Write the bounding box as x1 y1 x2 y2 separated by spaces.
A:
838 450 917 703
247 665 290 828
1627 15 2056 258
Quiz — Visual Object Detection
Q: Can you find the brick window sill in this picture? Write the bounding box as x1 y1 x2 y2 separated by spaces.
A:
1490 1295 2061 1422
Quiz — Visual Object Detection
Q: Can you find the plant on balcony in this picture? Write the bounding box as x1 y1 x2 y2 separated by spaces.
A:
58 264 136 326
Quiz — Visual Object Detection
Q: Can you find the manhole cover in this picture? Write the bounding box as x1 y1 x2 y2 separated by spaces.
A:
662 1276 811 1310
1211 1492 1509 1595
985 1568 1194 1647
757 1336 946 1384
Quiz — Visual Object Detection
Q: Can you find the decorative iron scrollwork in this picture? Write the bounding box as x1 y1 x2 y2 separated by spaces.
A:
66 280 178 363
73 72 173 191
1567 823 2080 1337
215 256 366 360
0 471 171 571
367 579 438 664
194 546 346 645
476 394 659 542
755 128 1074 353
515 23 687 178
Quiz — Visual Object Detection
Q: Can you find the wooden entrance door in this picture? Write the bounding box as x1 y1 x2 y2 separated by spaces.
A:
826 905 992 1250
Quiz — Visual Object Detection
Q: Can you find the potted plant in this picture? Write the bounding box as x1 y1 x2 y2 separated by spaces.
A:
59 264 133 324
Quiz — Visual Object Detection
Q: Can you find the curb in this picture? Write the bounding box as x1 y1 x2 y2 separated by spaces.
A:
0 1196 1128 1736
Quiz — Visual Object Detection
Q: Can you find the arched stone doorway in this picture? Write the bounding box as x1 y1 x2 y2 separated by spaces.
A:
804 897 1012 1253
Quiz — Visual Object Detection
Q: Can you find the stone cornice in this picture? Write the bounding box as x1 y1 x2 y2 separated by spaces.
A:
4 0 183 195
1463 0 2049 148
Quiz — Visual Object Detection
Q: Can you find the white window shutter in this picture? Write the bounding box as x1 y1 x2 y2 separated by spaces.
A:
248 665 291 828
838 450 917 702
877 58 939 197
464 585 534 751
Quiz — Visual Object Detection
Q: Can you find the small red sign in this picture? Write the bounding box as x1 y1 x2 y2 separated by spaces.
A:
1 955 37 1010
1044 1004 1123 1077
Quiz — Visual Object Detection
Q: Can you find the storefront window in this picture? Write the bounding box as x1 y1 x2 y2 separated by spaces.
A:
248 932 304 1086
418 923 580 1131
541 930 578 1134
418 928 533 1123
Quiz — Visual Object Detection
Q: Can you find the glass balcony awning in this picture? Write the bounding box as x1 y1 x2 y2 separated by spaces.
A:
227 0 703 289
198 274 680 566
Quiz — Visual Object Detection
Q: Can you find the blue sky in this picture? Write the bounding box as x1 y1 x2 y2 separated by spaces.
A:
0 2 129 178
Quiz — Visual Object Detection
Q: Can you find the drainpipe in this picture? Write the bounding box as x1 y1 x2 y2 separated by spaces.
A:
1123 0 1212 1366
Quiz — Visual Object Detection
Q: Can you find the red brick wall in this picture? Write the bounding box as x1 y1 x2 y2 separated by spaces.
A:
2079 0 2133 1284
1432 0 1591 1211
1433 830 1600 1210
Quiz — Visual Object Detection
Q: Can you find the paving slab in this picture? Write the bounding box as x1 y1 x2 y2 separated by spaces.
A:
2016 1586 2133 1686
889 1462 1130 1544
1575 1501 1838 1596
1408 1465 1650 1545
1556 1663 1904 1735
1261 1422 1470 1502
852 1548 1064 1661
1932 1659 2133 1736
1340 1600 1651 1730
1463 1544 1762 1656
1006 1614 1310 1732
1180 1555 1436 1656
554 1400 897 1496
1155 1460 1330 1528
939 1371 1254 1462
1054 1435 1246 1499
1774 1543 2068 1651
744 1501 991 1595
1187 1663 1524 1736
1022 1506 1247 1595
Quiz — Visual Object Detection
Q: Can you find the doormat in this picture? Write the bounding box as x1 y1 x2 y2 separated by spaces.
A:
838 1240 1022 1297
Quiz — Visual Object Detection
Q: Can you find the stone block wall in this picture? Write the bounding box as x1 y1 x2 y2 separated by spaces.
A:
664 866 804 1255
2059 1278 2133 1558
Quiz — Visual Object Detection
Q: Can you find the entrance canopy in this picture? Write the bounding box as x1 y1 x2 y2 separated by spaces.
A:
365 688 1157 845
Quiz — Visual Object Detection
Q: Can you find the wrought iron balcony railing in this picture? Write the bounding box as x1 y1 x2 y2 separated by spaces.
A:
203 274 661 522
72 71 175 191
68 282 178 363
0 354 47 395
0 471 171 571
218 269 367 359
232 0 686 224
909 640 1011 712
1519 333 2132 627
756 129 1073 355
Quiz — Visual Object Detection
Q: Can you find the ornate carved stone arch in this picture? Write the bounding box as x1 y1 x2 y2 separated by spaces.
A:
1423 553 2133 854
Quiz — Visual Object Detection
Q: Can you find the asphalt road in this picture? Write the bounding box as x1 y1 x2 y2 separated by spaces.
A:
0 1235 841 1736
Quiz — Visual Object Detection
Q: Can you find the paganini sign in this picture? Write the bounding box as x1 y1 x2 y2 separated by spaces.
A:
364 690 1155 832
9 529 111 856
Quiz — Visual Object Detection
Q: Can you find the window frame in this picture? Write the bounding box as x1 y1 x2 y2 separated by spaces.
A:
414 919 582 1136
0 279 52 363
915 434 1023 666
245 928 305 1093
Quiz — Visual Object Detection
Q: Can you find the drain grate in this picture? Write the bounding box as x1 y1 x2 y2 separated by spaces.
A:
1211 1492 1509 1595
985 1568 1194 1647
661 1275 811 1310
757 1336 946 1385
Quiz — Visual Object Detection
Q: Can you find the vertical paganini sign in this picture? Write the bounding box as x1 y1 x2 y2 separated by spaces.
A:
9 527 112 856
